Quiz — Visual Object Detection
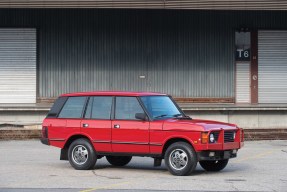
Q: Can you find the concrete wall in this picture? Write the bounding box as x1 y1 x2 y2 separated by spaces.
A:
0 111 46 127
1 110 286 129
185 110 287 129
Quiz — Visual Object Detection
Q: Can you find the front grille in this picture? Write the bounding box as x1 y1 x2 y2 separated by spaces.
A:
224 131 235 143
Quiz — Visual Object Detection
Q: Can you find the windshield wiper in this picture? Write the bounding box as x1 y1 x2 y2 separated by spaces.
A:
154 114 168 119
173 113 192 119
154 114 191 119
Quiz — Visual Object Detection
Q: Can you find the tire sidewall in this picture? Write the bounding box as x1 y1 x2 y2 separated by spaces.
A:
68 138 97 170
164 142 197 176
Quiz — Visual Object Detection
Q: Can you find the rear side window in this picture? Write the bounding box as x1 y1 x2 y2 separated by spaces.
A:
115 97 144 120
85 96 113 119
58 97 87 118
46 97 68 118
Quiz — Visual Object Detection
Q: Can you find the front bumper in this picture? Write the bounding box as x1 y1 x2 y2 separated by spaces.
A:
197 150 237 161
40 138 49 145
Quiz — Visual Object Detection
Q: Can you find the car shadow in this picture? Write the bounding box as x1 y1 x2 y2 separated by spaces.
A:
92 162 250 176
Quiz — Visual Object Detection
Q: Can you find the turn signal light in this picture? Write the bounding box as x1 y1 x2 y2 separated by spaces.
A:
201 132 209 144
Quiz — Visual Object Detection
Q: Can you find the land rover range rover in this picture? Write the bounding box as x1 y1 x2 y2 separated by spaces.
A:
41 91 244 176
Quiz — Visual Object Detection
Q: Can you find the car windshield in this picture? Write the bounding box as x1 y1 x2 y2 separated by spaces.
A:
140 96 183 119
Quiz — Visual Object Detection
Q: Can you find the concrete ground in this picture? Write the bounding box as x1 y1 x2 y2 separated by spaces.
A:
0 140 286 192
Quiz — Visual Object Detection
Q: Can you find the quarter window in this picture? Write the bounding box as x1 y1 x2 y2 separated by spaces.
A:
58 97 87 118
47 96 68 118
115 97 144 120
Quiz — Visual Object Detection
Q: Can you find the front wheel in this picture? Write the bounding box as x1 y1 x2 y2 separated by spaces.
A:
199 159 229 172
106 156 132 166
68 138 97 170
164 142 197 176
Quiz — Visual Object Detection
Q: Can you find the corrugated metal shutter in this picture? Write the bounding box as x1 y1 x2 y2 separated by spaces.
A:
1 1 287 10
258 30 287 103
236 62 250 103
0 28 36 103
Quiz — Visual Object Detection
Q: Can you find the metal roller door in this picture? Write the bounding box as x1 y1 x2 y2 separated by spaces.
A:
258 31 287 103
0 28 36 103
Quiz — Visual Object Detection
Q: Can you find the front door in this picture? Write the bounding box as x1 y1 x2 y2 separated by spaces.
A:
112 96 150 154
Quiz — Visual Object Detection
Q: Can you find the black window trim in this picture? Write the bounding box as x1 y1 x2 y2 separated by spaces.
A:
49 95 184 121
111 96 116 120
83 97 92 119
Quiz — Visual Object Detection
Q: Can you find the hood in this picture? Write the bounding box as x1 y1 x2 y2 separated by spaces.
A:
162 118 238 132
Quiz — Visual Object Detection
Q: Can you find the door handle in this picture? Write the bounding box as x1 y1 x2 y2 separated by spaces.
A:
82 123 89 128
114 124 120 129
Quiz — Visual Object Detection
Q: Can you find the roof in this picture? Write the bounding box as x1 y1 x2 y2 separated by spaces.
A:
61 91 166 97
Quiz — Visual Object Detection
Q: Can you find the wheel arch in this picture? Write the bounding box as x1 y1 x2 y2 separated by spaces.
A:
162 137 195 157
60 134 93 160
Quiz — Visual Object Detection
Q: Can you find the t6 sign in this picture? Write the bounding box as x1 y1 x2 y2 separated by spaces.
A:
235 48 250 61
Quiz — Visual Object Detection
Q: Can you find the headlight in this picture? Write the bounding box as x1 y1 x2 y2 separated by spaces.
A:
209 133 215 143
233 132 236 140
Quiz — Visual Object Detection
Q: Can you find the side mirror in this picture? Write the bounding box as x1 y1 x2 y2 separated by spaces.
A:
135 113 147 121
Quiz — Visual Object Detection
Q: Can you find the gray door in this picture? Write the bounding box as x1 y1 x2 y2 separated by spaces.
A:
258 31 287 103
0 28 36 103
236 62 250 103
235 32 251 103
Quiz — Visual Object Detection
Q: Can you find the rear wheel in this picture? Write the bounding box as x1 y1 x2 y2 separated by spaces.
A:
164 142 197 176
106 156 132 166
68 138 97 170
199 159 229 172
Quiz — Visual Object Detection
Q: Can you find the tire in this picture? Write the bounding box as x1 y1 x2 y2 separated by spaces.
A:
68 138 97 170
164 142 197 176
106 156 132 166
199 159 229 172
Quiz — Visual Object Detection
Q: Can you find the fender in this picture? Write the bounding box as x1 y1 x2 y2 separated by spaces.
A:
161 131 201 154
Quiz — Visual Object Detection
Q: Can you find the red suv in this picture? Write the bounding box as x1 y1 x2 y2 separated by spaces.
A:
41 91 244 176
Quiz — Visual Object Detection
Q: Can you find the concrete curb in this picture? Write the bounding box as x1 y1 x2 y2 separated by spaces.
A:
1 128 287 141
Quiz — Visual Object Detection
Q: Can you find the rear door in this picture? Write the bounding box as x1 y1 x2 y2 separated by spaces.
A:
111 96 150 154
81 96 113 152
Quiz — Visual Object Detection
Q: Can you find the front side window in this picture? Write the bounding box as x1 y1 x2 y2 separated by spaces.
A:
58 97 87 118
85 96 113 119
140 96 182 119
115 97 144 120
